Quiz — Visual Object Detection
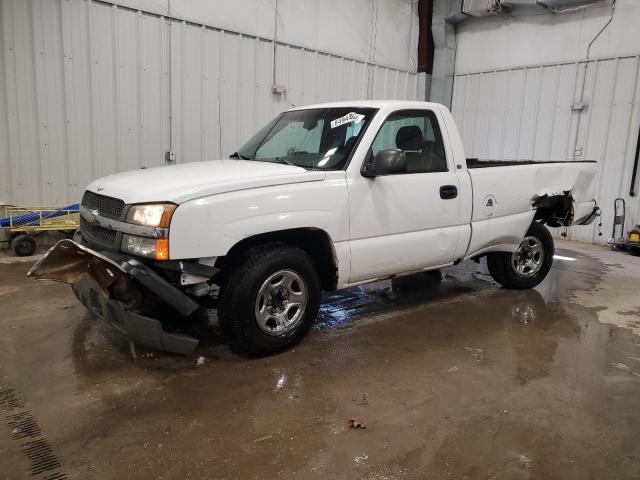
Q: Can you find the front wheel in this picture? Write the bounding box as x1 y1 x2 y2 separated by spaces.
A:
487 222 554 290
218 243 321 356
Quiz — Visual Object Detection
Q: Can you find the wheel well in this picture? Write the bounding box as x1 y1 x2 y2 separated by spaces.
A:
532 193 574 227
216 228 339 291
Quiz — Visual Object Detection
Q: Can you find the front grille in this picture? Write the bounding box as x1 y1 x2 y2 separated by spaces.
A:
81 190 125 220
80 216 117 246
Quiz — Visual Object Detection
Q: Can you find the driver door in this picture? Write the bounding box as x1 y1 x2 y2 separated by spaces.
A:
347 108 463 283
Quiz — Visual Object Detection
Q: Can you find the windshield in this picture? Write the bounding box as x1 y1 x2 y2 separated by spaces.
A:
234 107 376 170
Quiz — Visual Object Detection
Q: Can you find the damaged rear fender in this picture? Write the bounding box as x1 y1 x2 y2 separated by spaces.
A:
531 189 598 227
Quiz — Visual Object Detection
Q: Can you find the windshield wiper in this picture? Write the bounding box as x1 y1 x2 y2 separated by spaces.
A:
231 153 312 170
229 152 252 160
274 156 312 170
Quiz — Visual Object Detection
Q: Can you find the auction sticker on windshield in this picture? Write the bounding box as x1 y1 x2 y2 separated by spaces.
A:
331 112 365 128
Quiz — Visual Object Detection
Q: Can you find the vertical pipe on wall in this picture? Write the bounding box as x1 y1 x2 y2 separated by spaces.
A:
112 4 121 173
136 11 144 168
166 0 173 164
630 127 640 197
218 31 224 158
272 0 277 88
620 56 639 198
417 0 434 100
429 0 456 108
87 0 98 183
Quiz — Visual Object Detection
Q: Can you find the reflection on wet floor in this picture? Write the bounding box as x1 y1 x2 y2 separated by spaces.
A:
170 260 491 353
317 268 480 331
313 248 603 336
312 248 602 389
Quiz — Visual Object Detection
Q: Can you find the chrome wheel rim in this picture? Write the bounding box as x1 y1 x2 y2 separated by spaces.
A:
254 270 308 336
512 236 544 278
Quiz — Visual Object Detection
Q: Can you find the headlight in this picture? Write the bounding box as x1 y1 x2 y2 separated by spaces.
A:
122 234 170 260
126 203 176 227
123 203 175 260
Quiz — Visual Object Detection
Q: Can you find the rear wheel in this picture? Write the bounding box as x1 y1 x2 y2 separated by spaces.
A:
12 235 37 257
487 222 554 289
218 243 321 356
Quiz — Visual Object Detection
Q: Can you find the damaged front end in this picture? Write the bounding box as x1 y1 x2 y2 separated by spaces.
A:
27 239 201 355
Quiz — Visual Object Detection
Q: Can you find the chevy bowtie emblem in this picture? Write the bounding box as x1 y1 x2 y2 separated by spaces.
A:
90 209 99 216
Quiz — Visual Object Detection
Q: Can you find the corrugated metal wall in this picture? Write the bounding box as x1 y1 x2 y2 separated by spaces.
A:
452 56 640 244
0 0 423 205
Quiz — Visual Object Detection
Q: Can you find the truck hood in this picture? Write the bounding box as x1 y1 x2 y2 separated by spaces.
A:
85 160 326 204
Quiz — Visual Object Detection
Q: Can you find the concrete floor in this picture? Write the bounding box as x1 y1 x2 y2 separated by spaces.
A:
1 241 640 479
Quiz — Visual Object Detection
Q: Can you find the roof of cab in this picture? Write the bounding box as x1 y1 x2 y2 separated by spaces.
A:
286 100 444 111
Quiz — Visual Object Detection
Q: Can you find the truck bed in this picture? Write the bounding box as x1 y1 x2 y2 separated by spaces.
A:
463 159 598 258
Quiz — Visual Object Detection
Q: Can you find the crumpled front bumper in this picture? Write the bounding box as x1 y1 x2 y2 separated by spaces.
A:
71 278 198 355
28 239 200 355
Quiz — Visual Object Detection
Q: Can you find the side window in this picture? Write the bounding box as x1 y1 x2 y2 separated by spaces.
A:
371 110 447 173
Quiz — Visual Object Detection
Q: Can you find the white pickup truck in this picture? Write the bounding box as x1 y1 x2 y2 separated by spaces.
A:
29 100 599 356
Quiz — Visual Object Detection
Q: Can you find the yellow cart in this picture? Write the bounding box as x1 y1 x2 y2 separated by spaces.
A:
0 204 80 256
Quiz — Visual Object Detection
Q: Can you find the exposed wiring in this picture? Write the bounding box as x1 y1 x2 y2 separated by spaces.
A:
586 0 616 60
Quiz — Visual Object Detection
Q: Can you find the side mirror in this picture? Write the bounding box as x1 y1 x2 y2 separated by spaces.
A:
362 149 407 177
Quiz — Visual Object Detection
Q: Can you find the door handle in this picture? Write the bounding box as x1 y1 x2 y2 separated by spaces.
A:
440 185 458 200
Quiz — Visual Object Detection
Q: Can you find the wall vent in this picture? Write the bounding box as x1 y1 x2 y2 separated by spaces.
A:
538 0 605 12
501 0 606 12
462 0 503 16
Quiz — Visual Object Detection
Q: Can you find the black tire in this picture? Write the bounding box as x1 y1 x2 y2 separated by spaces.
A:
12 235 37 257
487 222 554 290
218 243 321 356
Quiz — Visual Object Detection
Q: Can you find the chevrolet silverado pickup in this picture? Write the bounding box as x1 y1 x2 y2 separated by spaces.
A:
28 100 599 356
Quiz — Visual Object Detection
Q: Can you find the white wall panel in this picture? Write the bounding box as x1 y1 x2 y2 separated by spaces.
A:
3 0 44 204
275 0 418 72
549 64 577 162
171 0 276 40
452 56 640 244
103 0 169 17
0 0 422 205
503 69 526 161
106 0 419 72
